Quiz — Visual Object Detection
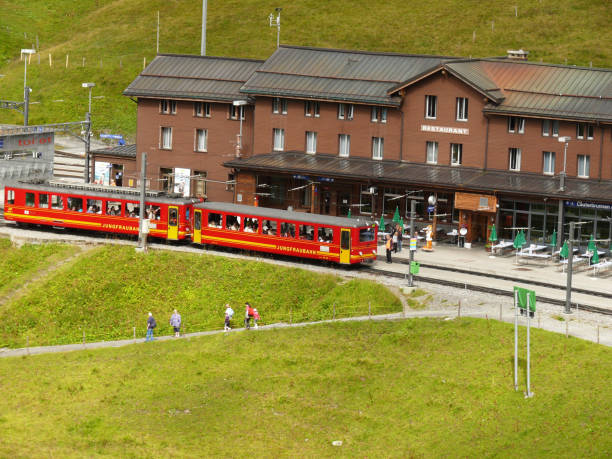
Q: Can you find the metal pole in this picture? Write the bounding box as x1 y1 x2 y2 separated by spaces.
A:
277 13 280 48
514 289 518 391
556 199 563 251
526 295 532 397
156 11 160 54
138 152 147 249
565 221 574 314
88 87 92 114
84 112 91 183
23 57 28 126
201 0 207 56
408 199 416 286
24 87 30 127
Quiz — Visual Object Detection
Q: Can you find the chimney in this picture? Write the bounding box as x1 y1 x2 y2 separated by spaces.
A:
507 49 529 60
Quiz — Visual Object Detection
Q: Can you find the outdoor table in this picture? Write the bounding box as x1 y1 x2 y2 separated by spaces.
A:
558 256 587 272
447 230 458 245
491 240 514 255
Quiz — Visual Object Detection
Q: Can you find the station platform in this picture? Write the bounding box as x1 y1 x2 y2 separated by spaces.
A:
375 239 612 310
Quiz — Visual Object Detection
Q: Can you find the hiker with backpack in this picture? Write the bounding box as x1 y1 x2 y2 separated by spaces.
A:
244 302 255 329
146 312 157 342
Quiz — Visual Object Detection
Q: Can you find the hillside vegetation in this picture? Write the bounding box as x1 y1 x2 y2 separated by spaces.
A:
0 243 401 348
0 0 610 138
1 319 610 457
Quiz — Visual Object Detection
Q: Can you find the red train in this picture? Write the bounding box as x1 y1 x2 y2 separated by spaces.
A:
3 182 378 264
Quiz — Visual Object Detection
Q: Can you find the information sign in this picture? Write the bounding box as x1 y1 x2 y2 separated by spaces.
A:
410 237 417 251
410 261 420 275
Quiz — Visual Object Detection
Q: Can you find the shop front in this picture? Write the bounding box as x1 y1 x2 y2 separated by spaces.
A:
454 192 497 248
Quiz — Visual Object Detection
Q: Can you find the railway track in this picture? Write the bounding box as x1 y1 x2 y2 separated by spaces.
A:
366 258 612 316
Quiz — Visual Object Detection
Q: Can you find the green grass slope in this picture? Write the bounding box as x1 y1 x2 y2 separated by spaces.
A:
0 0 610 137
0 319 610 457
0 244 401 347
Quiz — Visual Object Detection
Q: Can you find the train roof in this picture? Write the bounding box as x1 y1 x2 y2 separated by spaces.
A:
8 181 198 205
195 202 374 228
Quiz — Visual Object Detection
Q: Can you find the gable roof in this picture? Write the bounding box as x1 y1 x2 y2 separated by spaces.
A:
240 45 453 106
123 54 264 102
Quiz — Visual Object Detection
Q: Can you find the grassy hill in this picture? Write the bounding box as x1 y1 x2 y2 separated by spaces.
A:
0 0 610 139
1 319 610 457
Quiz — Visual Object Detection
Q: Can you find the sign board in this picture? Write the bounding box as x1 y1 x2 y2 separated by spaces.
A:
514 286 536 313
100 134 124 140
173 168 191 197
94 161 112 185
421 124 469 135
410 237 417 251
410 261 420 274
454 192 497 212
564 200 612 211
427 205 435 213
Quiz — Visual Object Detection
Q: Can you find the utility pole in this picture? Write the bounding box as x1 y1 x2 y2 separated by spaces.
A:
84 112 91 183
408 199 416 286
564 221 575 314
201 0 207 55
138 152 148 250
269 8 281 48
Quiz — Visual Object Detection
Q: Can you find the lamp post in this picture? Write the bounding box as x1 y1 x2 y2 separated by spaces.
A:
232 100 247 157
21 49 36 126
556 136 570 250
82 83 95 183
269 8 282 48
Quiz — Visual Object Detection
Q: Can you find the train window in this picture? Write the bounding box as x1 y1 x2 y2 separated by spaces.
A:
6 190 15 205
106 201 122 216
124 202 140 218
359 227 376 242
39 194 48 208
194 211 201 230
262 220 277 236
280 222 296 238
226 214 241 231
25 193 35 207
87 199 102 214
244 217 258 233
51 195 63 210
299 225 314 240
318 227 334 243
186 207 190 221
147 205 161 220
208 212 222 228
169 208 178 226
67 197 83 212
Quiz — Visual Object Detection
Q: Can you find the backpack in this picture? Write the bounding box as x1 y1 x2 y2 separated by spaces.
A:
150 318 157 329
248 306 255 317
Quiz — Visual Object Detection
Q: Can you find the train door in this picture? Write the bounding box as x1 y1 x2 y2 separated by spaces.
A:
168 206 179 240
340 228 351 264
193 209 202 244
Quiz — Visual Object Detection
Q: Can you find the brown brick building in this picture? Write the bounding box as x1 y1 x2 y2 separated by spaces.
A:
124 46 612 247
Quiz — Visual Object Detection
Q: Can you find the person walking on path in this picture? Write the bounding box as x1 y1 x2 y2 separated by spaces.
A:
392 227 398 253
396 224 403 252
385 235 393 263
253 308 260 329
244 302 254 329
146 312 157 342
170 309 181 338
224 304 234 331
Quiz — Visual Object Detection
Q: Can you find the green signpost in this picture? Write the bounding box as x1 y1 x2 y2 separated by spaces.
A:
514 286 535 398
410 261 420 275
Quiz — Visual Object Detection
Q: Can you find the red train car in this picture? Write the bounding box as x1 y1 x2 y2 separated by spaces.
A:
193 202 377 264
4 181 195 240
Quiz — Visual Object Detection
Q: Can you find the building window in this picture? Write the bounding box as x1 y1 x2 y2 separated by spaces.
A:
425 95 437 119
273 128 285 151
339 134 350 157
273 98 287 115
305 101 320 117
160 127 172 149
370 106 388 123
195 129 208 152
372 137 384 160
337 103 353 120
230 104 245 120
161 100 177 114
577 124 585 139
194 102 211 117
508 117 525 134
226 173 235 191
456 97 468 121
509 147 521 171
542 119 550 136
552 120 559 137
160 167 173 192
306 131 317 154
450 143 462 165
192 171 207 198
360 184 373 214
543 151 555 175
426 141 438 164
587 125 594 140
577 155 590 178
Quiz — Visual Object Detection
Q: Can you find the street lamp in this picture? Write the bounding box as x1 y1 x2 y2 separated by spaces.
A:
82 82 95 113
232 100 247 157
82 82 95 183
269 7 282 48
21 49 35 126
556 136 570 250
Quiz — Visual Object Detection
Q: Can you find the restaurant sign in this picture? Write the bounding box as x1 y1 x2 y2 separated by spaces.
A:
421 125 469 135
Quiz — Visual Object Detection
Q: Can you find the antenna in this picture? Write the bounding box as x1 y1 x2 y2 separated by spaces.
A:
268 7 282 48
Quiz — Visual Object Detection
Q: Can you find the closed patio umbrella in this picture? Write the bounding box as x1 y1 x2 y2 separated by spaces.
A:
559 240 569 259
392 206 401 224
587 234 596 254
489 224 498 243
550 230 557 248
347 208 351 218
513 230 526 249
591 247 600 265
379 215 385 231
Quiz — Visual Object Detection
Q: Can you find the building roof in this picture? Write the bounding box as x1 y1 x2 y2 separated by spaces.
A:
225 152 612 203
123 54 264 102
448 60 612 122
240 45 452 106
91 144 137 159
